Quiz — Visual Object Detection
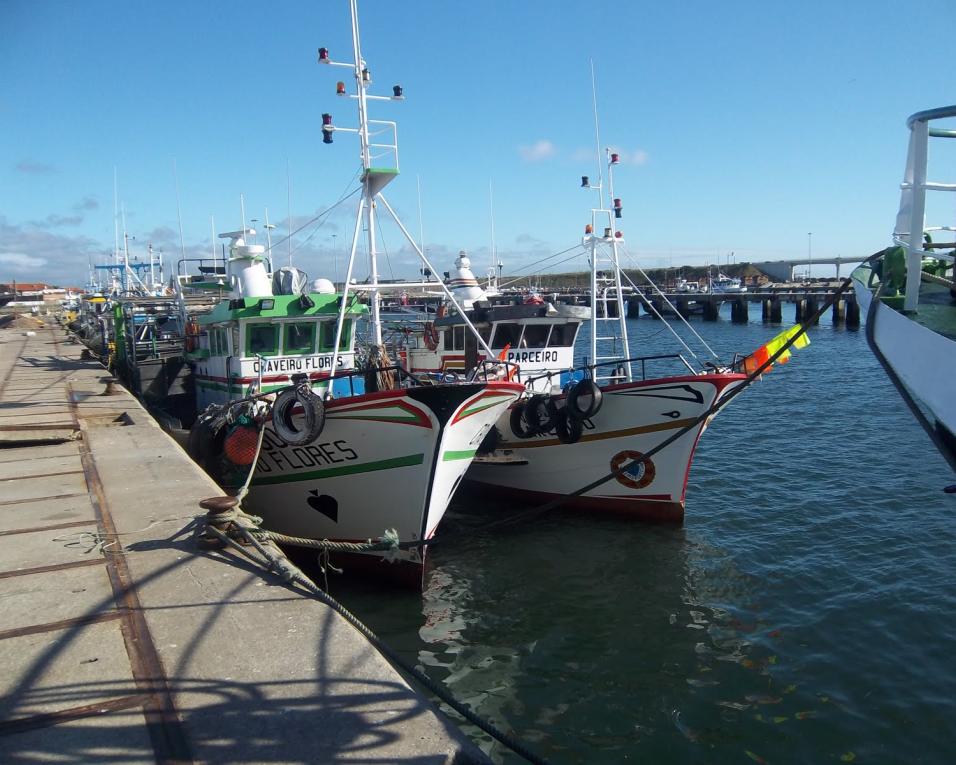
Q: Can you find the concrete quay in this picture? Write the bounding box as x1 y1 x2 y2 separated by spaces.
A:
0 320 487 764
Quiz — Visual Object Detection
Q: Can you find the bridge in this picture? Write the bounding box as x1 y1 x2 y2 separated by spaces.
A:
750 256 863 282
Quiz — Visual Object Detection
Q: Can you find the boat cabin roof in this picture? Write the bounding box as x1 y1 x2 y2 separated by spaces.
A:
433 302 562 328
199 293 366 325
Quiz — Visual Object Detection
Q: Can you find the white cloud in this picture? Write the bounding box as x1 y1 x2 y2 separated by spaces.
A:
0 252 49 271
518 139 557 162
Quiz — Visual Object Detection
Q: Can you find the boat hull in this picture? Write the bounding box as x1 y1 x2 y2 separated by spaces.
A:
238 381 523 581
852 267 956 461
465 374 746 521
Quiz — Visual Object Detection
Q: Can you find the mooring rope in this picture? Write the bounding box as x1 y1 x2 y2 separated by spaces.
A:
202 519 550 765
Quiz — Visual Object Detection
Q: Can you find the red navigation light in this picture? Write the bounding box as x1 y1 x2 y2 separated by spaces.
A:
392 84 403 98
336 81 346 95
604 227 612 238
615 231 623 238
318 47 330 63
362 67 371 83
322 113 334 144
585 224 593 234
610 153 620 164
613 198 623 219
581 175 589 187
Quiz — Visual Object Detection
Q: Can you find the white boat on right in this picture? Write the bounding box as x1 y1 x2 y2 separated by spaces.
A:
851 105 956 470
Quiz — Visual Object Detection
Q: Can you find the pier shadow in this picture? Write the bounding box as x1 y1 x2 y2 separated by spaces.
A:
2 522 481 764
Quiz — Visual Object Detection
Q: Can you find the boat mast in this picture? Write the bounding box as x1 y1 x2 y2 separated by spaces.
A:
320 0 497 379
584 61 631 380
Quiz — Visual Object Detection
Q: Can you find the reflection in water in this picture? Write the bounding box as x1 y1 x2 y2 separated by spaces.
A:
331 315 956 764
372 504 786 763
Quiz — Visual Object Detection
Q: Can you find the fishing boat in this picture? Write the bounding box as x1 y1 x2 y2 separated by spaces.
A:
851 105 956 470
402 143 749 521
706 272 747 294
182 0 523 583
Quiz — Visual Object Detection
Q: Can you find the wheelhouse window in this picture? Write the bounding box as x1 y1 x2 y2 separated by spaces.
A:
443 325 465 351
522 324 550 348
492 322 522 348
247 323 279 356
284 322 315 355
548 322 579 347
320 319 352 352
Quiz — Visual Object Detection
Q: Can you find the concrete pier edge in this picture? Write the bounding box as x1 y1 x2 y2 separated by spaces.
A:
0 321 489 764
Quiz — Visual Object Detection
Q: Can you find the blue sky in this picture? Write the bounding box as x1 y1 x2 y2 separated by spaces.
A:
2 0 955 287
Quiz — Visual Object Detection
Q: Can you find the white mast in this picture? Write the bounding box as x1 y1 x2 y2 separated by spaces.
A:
320 0 496 381
584 61 631 380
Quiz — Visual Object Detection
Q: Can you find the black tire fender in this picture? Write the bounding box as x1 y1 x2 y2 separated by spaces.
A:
566 379 603 420
509 402 535 439
272 386 326 446
525 394 556 433
554 408 583 444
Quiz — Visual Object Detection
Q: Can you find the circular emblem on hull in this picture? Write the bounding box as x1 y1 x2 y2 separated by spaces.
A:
610 450 656 489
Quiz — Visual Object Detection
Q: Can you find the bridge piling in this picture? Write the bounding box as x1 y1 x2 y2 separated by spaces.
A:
832 298 846 326
846 298 861 329
703 299 720 321
731 299 749 324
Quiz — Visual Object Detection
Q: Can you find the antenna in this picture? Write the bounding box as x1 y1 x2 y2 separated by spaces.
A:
113 167 120 265
173 159 186 262
416 174 426 255
286 159 294 267
589 58 605 210
240 193 246 235
489 178 498 288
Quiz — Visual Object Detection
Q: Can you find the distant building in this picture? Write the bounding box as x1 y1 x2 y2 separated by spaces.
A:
0 282 75 306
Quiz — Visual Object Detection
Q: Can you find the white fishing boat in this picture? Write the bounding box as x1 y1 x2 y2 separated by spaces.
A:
851 105 956 470
707 272 747 294
181 1 523 584
402 137 749 520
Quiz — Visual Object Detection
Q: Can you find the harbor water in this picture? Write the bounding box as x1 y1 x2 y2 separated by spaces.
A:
333 302 956 764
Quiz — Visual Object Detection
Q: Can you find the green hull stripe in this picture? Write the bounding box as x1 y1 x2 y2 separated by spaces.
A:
443 449 477 462
251 453 425 486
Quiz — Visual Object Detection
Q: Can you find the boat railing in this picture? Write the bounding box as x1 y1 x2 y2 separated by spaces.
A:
523 353 697 389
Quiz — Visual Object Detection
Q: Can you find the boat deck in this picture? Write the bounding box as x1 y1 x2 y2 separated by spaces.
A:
0 319 486 763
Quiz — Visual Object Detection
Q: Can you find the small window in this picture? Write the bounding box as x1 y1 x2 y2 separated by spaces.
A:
477 325 492 345
213 329 223 356
548 322 579 347
247 323 279 356
523 324 550 348
320 320 352 351
284 323 315 355
453 325 465 351
492 323 522 348
443 326 453 351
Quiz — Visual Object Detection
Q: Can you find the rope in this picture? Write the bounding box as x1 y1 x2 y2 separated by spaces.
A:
203 522 550 765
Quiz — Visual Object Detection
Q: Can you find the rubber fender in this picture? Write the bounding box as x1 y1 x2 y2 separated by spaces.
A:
554 408 583 444
272 386 326 446
566 379 603 420
509 402 535 439
525 394 556 434
188 414 228 470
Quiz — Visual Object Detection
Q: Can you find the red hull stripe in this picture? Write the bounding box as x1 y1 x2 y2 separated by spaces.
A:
461 479 685 522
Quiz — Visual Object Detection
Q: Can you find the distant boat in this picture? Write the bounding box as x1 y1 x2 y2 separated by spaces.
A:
851 105 956 470
706 272 747 294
